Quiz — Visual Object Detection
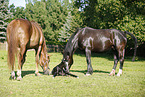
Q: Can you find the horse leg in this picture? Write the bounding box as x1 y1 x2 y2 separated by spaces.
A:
109 49 119 76
69 56 73 69
117 49 125 76
35 46 42 76
85 48 93 75
17 47 27 81
10 70 16 80
9 60 16 80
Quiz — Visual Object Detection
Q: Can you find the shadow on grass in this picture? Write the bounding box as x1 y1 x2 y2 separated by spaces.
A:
70 69 113 75
74 49 145 62
21 70 43 78
75 49 113 61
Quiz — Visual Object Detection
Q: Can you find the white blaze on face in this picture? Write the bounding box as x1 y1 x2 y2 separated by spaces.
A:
65 61 69 72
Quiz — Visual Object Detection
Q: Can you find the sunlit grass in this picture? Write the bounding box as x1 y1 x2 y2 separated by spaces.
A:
0 50 145 97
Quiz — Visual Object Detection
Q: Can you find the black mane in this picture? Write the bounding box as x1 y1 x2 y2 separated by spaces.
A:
64 28 81 55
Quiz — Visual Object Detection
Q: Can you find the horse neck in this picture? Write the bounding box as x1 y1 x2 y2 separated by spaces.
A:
40 41 48 61
64 32 79 57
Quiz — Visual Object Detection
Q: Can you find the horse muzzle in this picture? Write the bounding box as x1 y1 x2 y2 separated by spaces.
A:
43 69 49 75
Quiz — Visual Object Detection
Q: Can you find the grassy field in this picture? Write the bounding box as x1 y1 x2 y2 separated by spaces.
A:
0 50 145 97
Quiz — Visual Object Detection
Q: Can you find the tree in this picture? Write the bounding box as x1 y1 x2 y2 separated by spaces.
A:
23 0 82 42
9 0 82 43
58 0 83 42
58 11 72 42
0 0 13 42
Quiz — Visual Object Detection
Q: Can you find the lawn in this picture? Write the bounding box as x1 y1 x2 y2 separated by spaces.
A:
0 50 145 97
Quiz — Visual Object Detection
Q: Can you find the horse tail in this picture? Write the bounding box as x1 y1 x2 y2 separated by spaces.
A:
7 20 18 71
125 31 137 61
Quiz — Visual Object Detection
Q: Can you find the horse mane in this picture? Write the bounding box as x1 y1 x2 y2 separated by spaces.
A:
31 20 43 30
31 21 49 63
31 21 47 55
64 28 82 55
42 39 48 56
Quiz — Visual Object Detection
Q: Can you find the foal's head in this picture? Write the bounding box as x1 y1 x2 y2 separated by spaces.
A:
51 52 72 77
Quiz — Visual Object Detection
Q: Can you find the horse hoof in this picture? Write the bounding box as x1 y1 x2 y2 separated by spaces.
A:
109 73 115 76
109 69 115 76
117 73 121 76
109 72 115 76
9 76 16 80
117 69 122 76
17 77 22 81
86 73 91 76
35 73 41 76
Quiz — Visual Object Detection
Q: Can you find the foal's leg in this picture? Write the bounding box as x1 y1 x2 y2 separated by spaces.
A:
85 47 93 75
17 47 27 80
35 45 42 76
117 49 125 76
109 49 119 76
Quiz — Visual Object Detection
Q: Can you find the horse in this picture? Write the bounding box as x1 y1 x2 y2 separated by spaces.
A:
7 18 50 80
51 27 137 77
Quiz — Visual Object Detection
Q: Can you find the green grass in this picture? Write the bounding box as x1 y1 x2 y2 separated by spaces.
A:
0 50 145 97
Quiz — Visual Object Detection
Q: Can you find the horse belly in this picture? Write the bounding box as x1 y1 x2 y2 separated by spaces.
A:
27 37 40 49
92 37 112 52
27 27 40 49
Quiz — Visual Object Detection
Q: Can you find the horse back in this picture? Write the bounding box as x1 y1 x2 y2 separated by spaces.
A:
27 21 44 49
78 27 127 52
78 28 113 52
7 19 32 47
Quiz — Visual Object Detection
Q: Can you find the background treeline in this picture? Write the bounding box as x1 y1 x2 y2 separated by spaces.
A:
0 0 145 57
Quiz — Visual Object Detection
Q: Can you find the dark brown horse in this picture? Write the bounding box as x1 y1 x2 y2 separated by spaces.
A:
52 27 137 77
7 19 50 80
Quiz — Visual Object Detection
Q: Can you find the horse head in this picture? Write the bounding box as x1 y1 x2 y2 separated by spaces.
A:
40 53 50 75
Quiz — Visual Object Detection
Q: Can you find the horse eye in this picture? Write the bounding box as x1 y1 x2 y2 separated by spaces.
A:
63 59 68 62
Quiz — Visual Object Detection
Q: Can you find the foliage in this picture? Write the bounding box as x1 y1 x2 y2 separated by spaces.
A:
0 0 13 42
0 50 145 96
75 0 145 46
6 0 145 55
58 0 83 42
9 0 82 42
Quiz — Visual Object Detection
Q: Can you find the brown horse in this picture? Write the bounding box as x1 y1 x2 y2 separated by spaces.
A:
7 19 50 80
